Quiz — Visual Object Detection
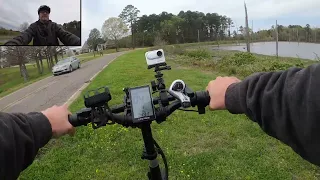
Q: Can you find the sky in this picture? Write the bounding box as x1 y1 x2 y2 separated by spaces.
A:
82 0 320 46
0 0 80 30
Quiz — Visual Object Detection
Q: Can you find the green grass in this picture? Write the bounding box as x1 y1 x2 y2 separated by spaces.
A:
19 49 320 180
0 63 52 98
77 48 130 63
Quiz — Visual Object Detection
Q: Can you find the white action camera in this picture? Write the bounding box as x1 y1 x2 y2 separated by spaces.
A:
145 49 166 66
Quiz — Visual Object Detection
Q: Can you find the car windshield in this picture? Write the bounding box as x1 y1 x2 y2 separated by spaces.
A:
57 58 72 65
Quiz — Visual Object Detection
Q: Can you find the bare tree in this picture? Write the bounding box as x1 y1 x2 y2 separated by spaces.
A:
29 47 45 74
3 46 31 82
43 46 55 70
101 17 128 51
19 22 29 32
87 28 102 57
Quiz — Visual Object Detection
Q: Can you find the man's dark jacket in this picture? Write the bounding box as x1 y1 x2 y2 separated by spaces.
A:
1 63 320 179
4 20 80 46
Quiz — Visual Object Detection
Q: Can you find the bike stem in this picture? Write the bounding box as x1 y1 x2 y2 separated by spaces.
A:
140 122 164 180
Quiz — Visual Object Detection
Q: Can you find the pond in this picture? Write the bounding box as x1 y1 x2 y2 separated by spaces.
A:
215 41 320 60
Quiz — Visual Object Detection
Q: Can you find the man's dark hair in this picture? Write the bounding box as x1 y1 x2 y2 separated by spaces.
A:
38 5 51 15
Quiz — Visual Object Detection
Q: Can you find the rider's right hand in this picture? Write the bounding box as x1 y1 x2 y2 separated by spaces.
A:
41 104 75 138
206 76 241 110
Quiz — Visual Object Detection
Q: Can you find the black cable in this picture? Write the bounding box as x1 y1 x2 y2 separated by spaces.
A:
153 138 168 180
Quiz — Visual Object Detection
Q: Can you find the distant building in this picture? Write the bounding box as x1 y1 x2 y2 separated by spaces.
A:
97 40 116 51
81 41 90 53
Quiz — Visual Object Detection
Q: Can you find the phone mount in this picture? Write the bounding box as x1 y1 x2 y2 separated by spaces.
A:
83 86 114 129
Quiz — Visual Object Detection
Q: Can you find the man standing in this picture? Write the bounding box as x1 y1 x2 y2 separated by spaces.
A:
4 5 80 46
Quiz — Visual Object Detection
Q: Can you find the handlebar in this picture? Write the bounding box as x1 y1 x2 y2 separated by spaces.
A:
67 60 211 180
68 91 210 128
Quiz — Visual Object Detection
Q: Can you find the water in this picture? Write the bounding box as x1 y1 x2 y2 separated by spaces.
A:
216 42 320 60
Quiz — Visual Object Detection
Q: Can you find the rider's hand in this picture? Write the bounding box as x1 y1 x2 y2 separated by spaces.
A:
206 76 241 110
41 104 75 138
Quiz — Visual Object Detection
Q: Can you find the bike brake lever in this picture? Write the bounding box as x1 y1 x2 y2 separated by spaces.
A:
168 80 191 108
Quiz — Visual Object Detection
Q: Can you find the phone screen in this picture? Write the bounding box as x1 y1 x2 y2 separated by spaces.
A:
130 86 155 120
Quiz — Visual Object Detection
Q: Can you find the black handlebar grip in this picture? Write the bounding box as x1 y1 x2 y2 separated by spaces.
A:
194 90 210 107
68 114 79 127
204 90 210 106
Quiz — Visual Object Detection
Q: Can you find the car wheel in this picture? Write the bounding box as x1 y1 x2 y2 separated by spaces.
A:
78 63 81 69
69 66 73 72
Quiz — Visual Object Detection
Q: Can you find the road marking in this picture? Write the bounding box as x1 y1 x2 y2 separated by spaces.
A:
0 81 57 112
64 56 119 106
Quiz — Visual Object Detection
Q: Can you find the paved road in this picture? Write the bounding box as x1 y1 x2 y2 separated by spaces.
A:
0 52 126 113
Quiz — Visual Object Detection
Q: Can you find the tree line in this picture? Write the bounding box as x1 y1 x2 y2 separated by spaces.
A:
86 4 320 51
0 46 70 82
86 5 233 51
247 24 320 43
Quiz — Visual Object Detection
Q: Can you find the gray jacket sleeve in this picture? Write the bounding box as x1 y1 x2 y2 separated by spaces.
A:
225 63 320 166
0 112 52 180
4 25 35 45
55 23 80 46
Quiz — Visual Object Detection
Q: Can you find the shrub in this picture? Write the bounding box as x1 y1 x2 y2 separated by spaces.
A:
268 61 295 71
163 45 185 55
230 52 256 66
185 49 211 59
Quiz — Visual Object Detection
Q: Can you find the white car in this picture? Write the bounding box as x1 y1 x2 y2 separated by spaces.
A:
52 56 81 76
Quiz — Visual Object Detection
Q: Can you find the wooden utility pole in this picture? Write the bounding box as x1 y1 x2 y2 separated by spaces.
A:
297 29 299 45
244 2 250 52
276 20 279 58
198 30 200 42
289 29 291 42
252 20 254 43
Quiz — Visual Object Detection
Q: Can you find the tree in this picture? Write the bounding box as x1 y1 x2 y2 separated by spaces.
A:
227 18 233 37
119 5 140 49
43 46 55 70
29 47 44 75
101 17 128 52
305 24 311 42
87 28 102 56
3 46 31 82
19 22 29 32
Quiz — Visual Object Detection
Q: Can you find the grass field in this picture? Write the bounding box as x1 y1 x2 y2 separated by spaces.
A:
19 49 320 180
0 48 130 98
77 48 130 63
0 64 52 98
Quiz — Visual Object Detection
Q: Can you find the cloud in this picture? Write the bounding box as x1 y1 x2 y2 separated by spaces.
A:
0 0 80 30
81 0 320 46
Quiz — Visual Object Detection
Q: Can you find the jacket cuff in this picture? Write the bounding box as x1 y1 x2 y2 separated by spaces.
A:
28 112 52 149
225 82 245 114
